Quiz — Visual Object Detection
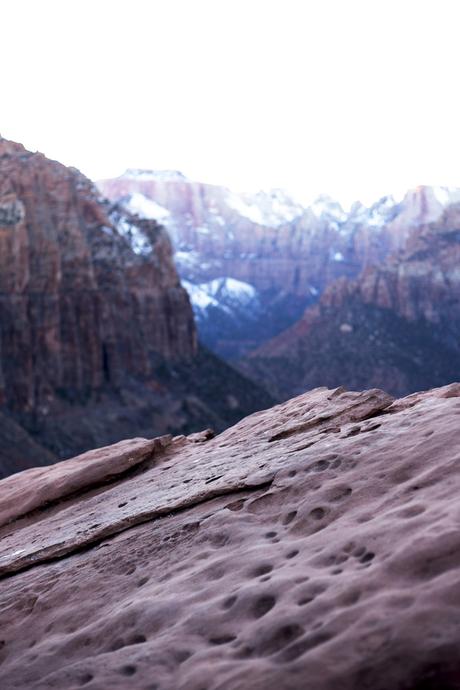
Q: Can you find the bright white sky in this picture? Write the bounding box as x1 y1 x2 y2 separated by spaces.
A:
2 0 460 206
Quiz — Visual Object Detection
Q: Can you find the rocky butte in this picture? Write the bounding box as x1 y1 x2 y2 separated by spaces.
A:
0 138 271 477
244 203 460 399
1 383 460 689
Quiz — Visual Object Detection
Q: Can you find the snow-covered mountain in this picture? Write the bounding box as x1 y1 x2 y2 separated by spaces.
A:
182 277 262 359
183 277 259 316
98 172 460 359
122 169 187 182
225 188 304 227
120 191 171 223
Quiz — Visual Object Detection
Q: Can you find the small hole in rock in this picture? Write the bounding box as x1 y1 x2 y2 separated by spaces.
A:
226 499 245 511
286 550 299 559
252 564 273 577
222 595 237 609
252 595 276 618
120 665 137 676
282 511 297 525
130 634 146 645
298 596 314 606
310 507 326 520
79 673 94 686
209 635 236 645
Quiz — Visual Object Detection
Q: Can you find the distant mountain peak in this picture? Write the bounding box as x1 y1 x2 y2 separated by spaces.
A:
310 194 347 221
121 169 188 182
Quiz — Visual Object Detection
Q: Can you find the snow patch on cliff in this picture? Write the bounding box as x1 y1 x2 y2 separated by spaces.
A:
183 277 260 320
432 187 460 207
226 189 303 227
206 277 258 307
114 217 152 256
182 280 222 312
120 192 170 221
311 195 347 222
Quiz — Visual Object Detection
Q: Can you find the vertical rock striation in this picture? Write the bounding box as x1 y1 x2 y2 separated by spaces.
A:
0 139 271 472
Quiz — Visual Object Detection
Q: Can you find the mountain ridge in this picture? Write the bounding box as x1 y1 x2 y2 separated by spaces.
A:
244 202 460 398
99 171 460 360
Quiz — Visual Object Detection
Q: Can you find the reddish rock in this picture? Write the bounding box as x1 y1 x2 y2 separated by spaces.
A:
0 139 196 412
0 435 171 528
1 384 460 689
245 205 460 399
0 139 272 472
0 411 56 477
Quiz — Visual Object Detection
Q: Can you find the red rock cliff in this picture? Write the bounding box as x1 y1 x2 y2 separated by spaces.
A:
0 140 271 469
0 138 196 418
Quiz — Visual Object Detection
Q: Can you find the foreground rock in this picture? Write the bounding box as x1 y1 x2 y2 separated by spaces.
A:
2 384 460 688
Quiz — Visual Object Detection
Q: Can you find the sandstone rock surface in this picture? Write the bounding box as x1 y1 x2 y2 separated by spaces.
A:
1 384 460 689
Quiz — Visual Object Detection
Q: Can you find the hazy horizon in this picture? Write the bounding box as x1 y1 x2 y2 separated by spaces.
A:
3 0 460 206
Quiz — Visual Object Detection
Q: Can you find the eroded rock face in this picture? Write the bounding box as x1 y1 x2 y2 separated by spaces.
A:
0 139 271 470
0 138 195 413
1 384 460 689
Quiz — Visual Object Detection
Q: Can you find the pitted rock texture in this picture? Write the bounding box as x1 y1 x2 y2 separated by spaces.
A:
1 384 460 689
0 138 271 470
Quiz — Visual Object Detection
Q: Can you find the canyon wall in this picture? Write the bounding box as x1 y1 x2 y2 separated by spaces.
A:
99 172 455 358
245 205 460 398
0 140 271 472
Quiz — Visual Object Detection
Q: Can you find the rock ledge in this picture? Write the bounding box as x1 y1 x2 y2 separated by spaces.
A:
1 384 460 690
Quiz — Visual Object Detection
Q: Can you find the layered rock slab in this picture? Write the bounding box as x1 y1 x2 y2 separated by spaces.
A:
1 385 460 689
